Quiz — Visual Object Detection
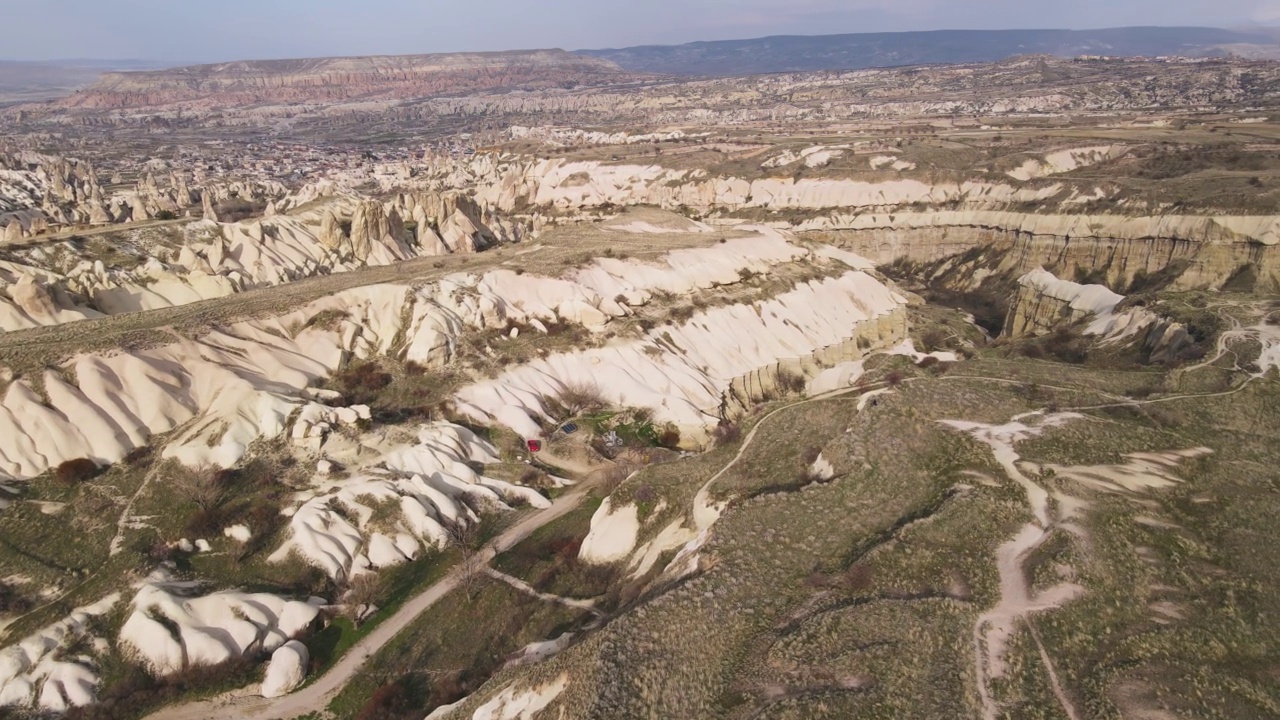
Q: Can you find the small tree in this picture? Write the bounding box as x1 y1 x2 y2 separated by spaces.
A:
711 421 741 446
169 461 227 511
554 380 607 417
343 572 384 623
445 521 482 601
55 458 99 485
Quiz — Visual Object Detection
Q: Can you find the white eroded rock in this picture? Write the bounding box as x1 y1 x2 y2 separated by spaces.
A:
579 498 640 564
0 594 120 714
119 568 320 676
269 423 547 580
456 269 907 442
260 640 309 698
470 674 569 720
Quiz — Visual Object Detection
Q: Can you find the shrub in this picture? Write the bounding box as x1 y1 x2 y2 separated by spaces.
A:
1042 327 1090 364
711 421 741 446
0 581 32 615
600 464 631 493
658 426 681 450
343 573 385 622
885 371 904 387
775 368 806 395
55 458 98 485
214 198 264 223
184 507 226 538
65 657 259 720
553 380 607 416
331 362 394 405
519 467 548 487
169 461 228 510
123 445 153 466
919 327 949 352
800 446 822 467
154 209 177 221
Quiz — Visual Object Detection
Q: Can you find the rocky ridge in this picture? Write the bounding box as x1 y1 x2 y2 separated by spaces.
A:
59 51 631 110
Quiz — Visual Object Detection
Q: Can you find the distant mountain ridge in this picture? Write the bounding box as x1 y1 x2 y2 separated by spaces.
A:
57 50 628 110
578 26 1280 75
0 59 173 104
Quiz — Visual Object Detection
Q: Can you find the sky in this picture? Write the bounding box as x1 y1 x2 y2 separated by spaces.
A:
5 0 1280 63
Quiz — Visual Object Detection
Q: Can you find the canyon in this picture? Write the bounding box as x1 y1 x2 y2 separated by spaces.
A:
0 38 1276 720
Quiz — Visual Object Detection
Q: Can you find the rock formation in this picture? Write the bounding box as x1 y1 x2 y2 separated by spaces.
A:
201 191 218 223
261 641 309 698
58 51 630 110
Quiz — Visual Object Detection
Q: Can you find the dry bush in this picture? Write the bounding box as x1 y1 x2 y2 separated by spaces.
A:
343 573 385 622
0 581 32 615
331 362 394 405
776 368 806 395
1041 327 1090 364
553 380 607 416
712 421 741 446
64 657 259 720
658 426 681 450
184 507 226 538
599 463 632 493
800 446 822 467
357 677 415 720
54 458 99 485
169 462 227 511
919 327 949 352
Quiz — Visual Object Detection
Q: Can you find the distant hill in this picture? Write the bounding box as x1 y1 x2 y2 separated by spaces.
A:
0 59 172 104
57 50 627 110
578 26 1280 75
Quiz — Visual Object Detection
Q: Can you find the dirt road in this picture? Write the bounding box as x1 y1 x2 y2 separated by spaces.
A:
144 483 593 720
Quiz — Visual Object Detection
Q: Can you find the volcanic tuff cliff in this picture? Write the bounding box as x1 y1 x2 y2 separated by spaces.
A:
435 156 1280 292
60 50 630 109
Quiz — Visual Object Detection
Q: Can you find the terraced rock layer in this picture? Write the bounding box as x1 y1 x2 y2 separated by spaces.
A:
61 51 629 110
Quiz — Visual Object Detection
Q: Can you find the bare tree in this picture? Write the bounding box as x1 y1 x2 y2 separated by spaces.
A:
343 572 384 624
445 520 483 601
553 380 607 417
167 461 227 511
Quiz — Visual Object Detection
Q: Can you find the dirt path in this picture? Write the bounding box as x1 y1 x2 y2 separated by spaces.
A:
944 413 1086 720
143 482 595 720
107 448 172 556
483 567 600 615
692 382 876 531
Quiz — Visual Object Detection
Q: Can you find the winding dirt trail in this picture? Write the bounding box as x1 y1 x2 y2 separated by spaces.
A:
143 482 595 720
692 382 872 531
943 412 1086 720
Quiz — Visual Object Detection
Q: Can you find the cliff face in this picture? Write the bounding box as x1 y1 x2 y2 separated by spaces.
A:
814 214 1280 293
61 51 629 109
467 157 1279 293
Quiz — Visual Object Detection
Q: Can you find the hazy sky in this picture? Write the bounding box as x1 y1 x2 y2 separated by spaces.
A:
6 0 1280 63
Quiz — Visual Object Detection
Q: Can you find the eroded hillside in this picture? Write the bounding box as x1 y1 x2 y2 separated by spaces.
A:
0 49 1276 720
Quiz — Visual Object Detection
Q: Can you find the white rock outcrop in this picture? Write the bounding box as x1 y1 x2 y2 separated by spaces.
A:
455 269 907 442
270 423 548 580
118 569 320 676
260 640 308 698
0 594 120 714
578 498 641 564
